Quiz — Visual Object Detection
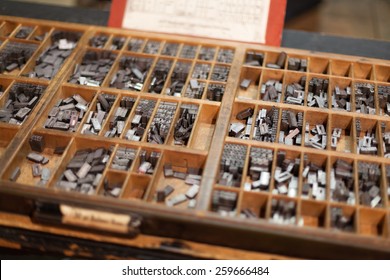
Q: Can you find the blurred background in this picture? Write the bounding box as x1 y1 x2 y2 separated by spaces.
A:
6 0 390 41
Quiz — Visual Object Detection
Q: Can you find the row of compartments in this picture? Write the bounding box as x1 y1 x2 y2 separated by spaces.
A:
62 47 229 101
210 186 389 238
0 26 85 80
229 100 390 157
243 49 390 82
34 85 218 151
1 132 207 210
87 31 235 63
237 68 390 116
0 21 51 41
214 141 390 209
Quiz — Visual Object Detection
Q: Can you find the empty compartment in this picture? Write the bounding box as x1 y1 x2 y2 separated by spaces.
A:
359 208 387 237
357 161 383 208
218 143 248 188
330 156 356 205
375 64 390 82
53 138 115 195
239 192 268 220
330 113 353 153
269 197 298 225
0 21 18 37
273 149 301 197
304 111 329 150
308 57 329 74
0 126 17 157
355 118 379 155
189 104 219 150
0 39 39 75
98 170 127 199
329 205 356 233
23 29 82 80
147 150 206 210
244 50 264 67
279 108 304 147
216 48 235 64
67 49 117 87
228 102 256 140
330 60 352 77
354 62 374 80
127 37 145 52
244 146 274 192
0 81 47 126
252 105 279 143
300 200 326 228
259 69 284 102
264 51 287 70
283 72 306 106
161 42 180 57
330 77 352 112
3 132 72 187
236 67 261 100
301 153 327 201
354 81 376 115
122 174 151 200
37 85 96 133
286 54 308 72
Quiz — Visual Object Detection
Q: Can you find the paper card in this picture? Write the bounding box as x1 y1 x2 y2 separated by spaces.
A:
109 0 286 46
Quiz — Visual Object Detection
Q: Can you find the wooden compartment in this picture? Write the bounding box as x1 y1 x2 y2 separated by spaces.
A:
330 113 354 153
329 77 352 112
375 64 390 83
239 192 268 220
283 71 307 106
143 39 163 55
359 208 387 237
272 149 301 197
227 101 256 140
0 21 18 37
330 60 352 78
160 41 180 57
303 110 329 150
354 117 379 155
121 173 151 200
354 62 374 80
264 51 287 69
127 37 146 53
97 170 127 199
259 69 284 103
29 25 51 42
147 150 206 209
189 103 219 150
12 24 35 40
88 32 111 49
329 204 356 233
300 200 327 228
236 67 261 100
308 57 330 75
301 152 328 201
2 132 72 187
329 155 356 205
286 54 308 72
35 85 97 133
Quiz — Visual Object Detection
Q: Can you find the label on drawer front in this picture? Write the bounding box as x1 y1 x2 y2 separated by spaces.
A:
109 0 286 46
60 205 131 233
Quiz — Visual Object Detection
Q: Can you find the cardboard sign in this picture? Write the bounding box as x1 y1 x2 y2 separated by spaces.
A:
109 0 286 46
